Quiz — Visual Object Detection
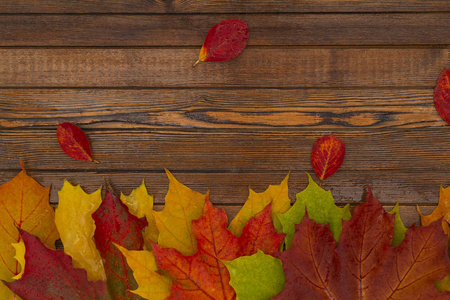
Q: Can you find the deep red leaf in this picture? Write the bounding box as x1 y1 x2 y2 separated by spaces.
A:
153 197 283 299
434 68 450 124
57 122 95 162
332 188 394 298
277 188 450 299
311 134 345 180
92 190 148 299
274 212 338 299
194 19 248 66
4 230 109 300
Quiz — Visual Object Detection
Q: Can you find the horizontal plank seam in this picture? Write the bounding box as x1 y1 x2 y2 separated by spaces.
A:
0 11 449 16
1 127 445 133
0 45 448 50
4 169 449 174
0 86 437 91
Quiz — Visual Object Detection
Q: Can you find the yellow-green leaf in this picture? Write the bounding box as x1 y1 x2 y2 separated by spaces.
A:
229 174 291 236
388 202 407 246
121 181 159 249
153 169 206 256
115 244 172 300
278 173 351 249
223 250 285 300
55 180 106 282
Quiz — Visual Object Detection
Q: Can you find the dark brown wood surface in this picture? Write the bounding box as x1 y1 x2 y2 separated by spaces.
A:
1 2 450 230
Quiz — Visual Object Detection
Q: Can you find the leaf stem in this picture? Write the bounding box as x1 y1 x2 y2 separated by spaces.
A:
192 59 200 67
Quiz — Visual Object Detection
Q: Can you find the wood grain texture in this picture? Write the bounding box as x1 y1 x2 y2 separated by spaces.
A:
0 170 444 206
1 14 449 46
0 88 443 129
2 129 450 172
0 0 448 13
0 49 447 87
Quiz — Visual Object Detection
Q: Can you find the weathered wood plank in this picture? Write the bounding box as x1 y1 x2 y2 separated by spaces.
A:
0 49 447 87
2 129 450 172
0 0 447 13
0 88 443 129
1 14 449 46
1 170 444 206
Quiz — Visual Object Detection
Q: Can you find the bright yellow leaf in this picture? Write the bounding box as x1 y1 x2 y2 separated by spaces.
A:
115 244 172 300
11 242 25 280
121 181 159 249
0 162 59 286
153 169 206 256
55 180 106 282
229 174 291 236
417 185 450 234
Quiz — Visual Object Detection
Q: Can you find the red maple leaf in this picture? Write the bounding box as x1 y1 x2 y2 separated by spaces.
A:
276 188 450 299
152 197 284 299
93 189 148 299
3 230 109 300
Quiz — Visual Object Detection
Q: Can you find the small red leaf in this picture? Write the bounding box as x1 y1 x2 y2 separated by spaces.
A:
4 230 109 300
311 134 345 180
194 19 249 66
434 68 450 124
57 122 95 162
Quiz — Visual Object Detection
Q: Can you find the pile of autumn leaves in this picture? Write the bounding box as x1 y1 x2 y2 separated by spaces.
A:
0 163 450 299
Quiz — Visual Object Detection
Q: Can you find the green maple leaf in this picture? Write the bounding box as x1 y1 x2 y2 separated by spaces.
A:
278 173 351 249
223 250 285 300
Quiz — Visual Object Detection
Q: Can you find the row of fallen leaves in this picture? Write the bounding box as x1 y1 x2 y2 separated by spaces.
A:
1 163 450 299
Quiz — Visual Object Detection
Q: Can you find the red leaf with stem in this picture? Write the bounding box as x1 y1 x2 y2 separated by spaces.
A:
57 122 97 162
311 134 345 181
193 19 249 66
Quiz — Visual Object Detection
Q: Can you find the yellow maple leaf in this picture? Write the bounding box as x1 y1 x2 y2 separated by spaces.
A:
0 283 20 300
153 169 206 256
228 173 291 236
121 181 159 249
55 180 106 282
115 244 172 300
0 162 59 287
417 184 450 234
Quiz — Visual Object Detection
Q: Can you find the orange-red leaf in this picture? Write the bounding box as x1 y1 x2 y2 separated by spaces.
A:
434 68 450 124
276 188 450 299
0 162 59 299
4 230 109 300
57 122 94 162
92 190 148 299
238 203 285 257
152 197 283 299
194 19 248 66
311 134 345 181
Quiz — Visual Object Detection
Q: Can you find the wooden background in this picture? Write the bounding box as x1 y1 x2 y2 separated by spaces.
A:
1 1 450 227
